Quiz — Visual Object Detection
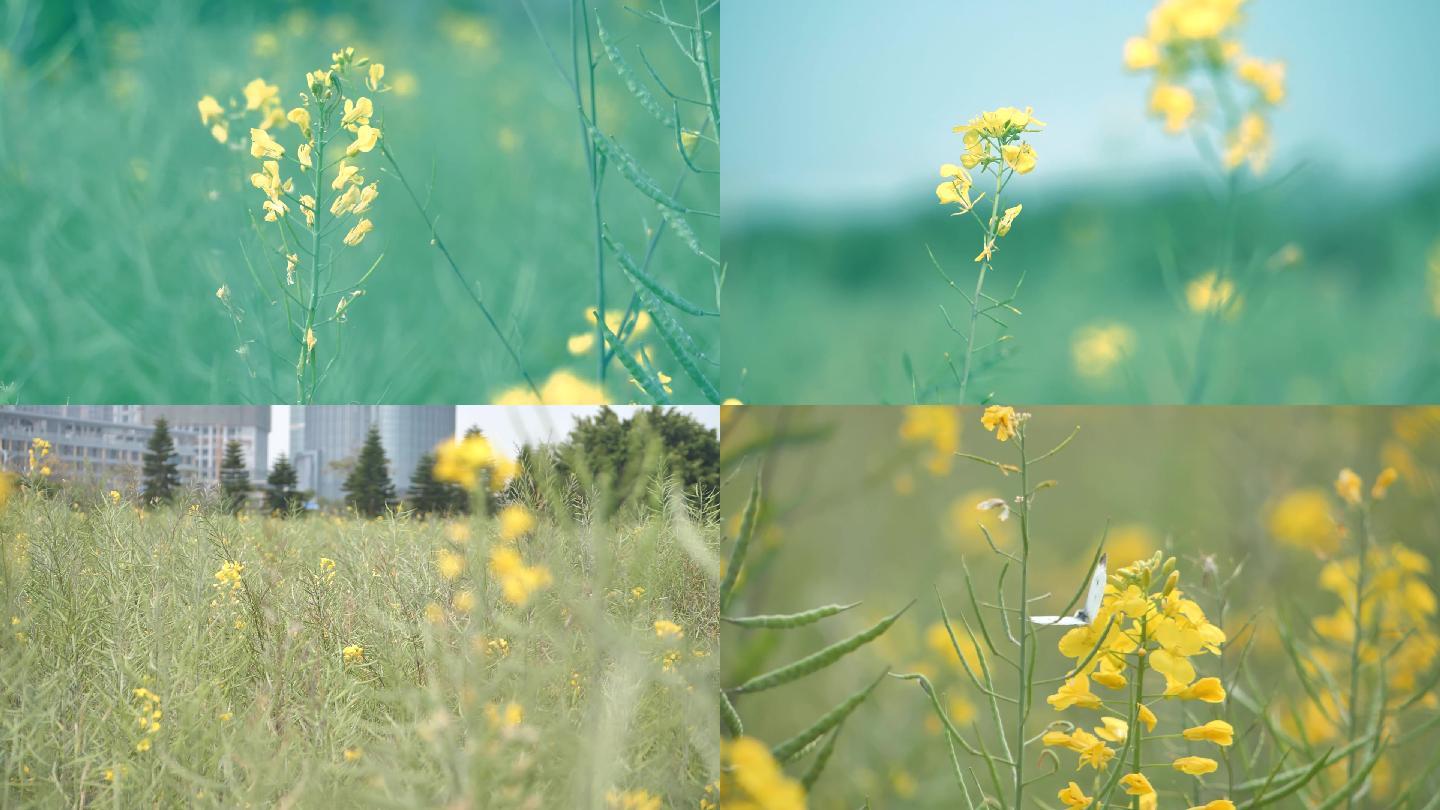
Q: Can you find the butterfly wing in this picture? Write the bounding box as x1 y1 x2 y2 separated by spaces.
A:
1084 553 1108 624
1029 615 1086 627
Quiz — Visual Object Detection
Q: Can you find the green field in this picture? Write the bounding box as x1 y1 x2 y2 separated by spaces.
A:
719 405 1440 808
0 468 719 806
722 170 1440 405
0 2 719 404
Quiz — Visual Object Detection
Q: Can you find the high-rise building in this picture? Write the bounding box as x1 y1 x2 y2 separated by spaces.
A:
0 406 201 488
141 406 270 484
289 406 455 503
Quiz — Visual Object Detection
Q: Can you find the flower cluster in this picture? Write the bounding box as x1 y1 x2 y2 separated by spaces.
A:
433 433 519 492
720 736 806 810
604 788 662 810
936 107 1042 256
981 404 1023 442
131 687 162 753
489 546 553 607
342 644 364 664
493 370 610 405
211 560 245 610
1123 0 1285 173
27 437 52 478
1043 554 1231 808
317 556 336 585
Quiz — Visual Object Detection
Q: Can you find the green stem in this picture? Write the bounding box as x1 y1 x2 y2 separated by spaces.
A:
574 0 606 385
1013 426 1031 806
379 143 540 397
957 155 1006 404
1132 616 1148 810
1344 505 1371 810
301 97 326 405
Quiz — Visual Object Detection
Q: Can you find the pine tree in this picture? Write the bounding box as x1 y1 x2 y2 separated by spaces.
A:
408 451 470 517
266 453 303 515
141 417 182 504
343 425 396 517
219 439 251 514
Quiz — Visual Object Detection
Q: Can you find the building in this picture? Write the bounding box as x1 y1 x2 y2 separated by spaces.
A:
0 407 202 488
289 406 455 504
141 406 270 484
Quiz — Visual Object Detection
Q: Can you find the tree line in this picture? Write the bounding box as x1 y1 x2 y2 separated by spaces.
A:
138 407 718 517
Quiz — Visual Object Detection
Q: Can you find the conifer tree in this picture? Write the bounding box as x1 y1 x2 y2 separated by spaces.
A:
141 417 182 504
343 425 396 517
219 439 250 514
266 453 303 515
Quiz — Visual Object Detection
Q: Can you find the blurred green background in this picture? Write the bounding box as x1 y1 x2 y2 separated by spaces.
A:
720 0 1440 404
719 405 1440 807
0 0 718 403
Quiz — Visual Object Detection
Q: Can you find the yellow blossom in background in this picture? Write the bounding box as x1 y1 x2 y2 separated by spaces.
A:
1189 801 1236 810
1071 323 1136 379
489 546 553 606
946 490 1015 551
242 78 279 111
343 747 363 762
1334 468 1362 506
434 434 496 489
1223 112 1271 173
1123 36 1159 69
654 620 684 640
342 645 364 664
1149 83 1196 132
720 736 806 810
981 405 1018 442
1268 488 1341 553
498 504 536 541
435 548 465 581
1186 271 1237 314
606 789 662 810
484 701 525 729
1372 467 1399 499
899 406 960 475
366 62 385 92
493 371 609 405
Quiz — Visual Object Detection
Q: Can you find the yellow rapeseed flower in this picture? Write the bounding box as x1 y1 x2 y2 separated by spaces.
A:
248 128 284 159
720 736 806 810
493 371 609 405
342 218 373 246
342 644 364 664
1058 781 1093 808
498 504 536 541
654 619 684 640
1001 142 1037 174
899 406 960 476
1372 467 1399 499
1149 83 1196 133
1182 719 1234 745
1335 468 1363 506
981 405 1018 442
1173 755 1219 776
242 78 279 111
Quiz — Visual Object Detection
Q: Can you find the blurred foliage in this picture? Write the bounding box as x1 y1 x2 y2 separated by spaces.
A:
0 0 717 403
722 167 1440 404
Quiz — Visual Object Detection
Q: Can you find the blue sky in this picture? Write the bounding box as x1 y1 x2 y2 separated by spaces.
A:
723 0 1440 217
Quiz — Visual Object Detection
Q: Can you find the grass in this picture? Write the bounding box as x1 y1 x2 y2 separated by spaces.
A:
719 405 1440 808
0 475 719 807
721 169 1440 405
0 1 718 404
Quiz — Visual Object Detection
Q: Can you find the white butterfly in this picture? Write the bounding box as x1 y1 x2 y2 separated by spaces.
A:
1030 554 1107 627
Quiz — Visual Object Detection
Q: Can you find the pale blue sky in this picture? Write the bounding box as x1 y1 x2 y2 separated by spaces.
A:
723 0 1440 217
